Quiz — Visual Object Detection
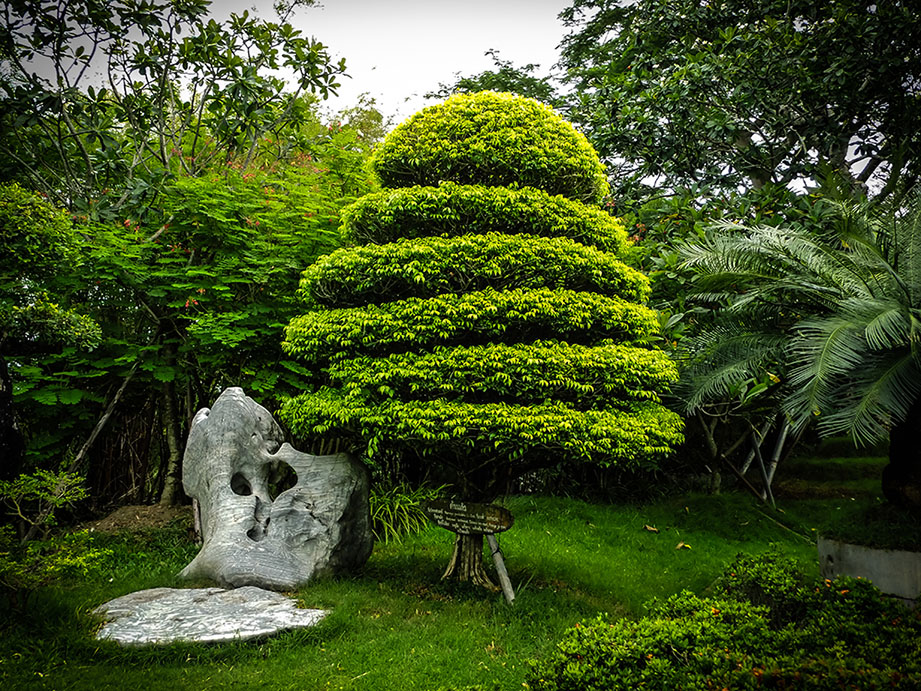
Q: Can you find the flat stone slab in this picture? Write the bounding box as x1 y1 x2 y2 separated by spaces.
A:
94 586 327 645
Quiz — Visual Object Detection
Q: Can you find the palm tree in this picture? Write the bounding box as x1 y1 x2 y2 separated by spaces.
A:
678 190 921 509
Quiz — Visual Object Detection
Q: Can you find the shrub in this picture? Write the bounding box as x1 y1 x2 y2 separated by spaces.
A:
370 92 609 203
526 553 921 690
0 527 112 610
281 92 682 584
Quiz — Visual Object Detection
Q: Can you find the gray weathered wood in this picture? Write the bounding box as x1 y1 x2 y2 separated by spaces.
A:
179 387 372 590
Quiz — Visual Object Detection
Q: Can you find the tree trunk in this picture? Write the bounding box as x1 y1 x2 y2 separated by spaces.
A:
0 353 24 481
442 533 497 589
158 378 185 506
883 395 921 513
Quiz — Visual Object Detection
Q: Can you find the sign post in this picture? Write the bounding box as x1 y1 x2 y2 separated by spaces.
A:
425 499 516 605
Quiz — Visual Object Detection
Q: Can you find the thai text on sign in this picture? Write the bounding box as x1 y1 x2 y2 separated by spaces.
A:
425 499 513 535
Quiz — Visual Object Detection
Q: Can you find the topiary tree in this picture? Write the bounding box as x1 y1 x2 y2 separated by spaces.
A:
281 92 683 586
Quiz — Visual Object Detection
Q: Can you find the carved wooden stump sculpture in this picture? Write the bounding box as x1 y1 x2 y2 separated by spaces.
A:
179 387 372 590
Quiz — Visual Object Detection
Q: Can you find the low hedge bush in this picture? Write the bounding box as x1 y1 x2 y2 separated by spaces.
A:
527 552 921 690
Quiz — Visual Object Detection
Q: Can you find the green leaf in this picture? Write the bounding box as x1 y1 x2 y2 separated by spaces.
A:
152 366 177 382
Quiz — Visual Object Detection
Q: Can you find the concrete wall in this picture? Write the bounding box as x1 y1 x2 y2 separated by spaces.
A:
818 537 921 607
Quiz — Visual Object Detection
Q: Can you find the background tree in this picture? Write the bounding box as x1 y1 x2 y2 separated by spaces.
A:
10 115 378 508
1 0 384 509
678 190 921 511
0 183 100 481
556 0 921 488
426 49 562 108
0 0 345 221
281 92 683 586
558 0 921 202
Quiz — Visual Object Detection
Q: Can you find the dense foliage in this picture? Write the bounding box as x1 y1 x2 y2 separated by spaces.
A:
559 0 921 201
0 0 346 219
370 92 610 204
527 552 921 690
10 125 376 506
338 183 628 251
0 0 382 508
0 184 102 481
282 92 682 508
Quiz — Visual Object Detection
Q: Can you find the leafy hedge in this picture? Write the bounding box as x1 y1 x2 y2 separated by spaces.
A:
340 183 626 252
370 92 610 204
326 342 677 408
526 552 921 690
300 232 649 307
280 390 684 466
284 288 660 363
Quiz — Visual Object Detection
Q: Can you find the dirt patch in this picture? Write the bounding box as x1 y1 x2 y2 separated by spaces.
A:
86 504 192 533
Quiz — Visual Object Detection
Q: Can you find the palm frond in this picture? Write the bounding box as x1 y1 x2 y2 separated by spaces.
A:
817 351 921 447
783 317 867 430
839 298 912 351
888 188 921 307
676 324 785 413
681 190 921 443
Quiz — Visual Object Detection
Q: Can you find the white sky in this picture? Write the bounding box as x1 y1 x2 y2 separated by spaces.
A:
221 0 572 123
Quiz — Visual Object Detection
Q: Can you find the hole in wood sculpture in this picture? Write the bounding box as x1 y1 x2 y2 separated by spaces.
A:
247 496 270 542
231 472 252 496
268 462 298 500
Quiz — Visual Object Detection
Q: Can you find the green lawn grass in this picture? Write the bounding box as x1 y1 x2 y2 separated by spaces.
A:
0 455 896 691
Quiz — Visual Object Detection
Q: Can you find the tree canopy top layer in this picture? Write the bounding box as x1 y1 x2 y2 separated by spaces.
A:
370 91 610 204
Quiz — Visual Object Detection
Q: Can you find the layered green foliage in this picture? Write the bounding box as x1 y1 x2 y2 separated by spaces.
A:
284 288 659 363
324 342 677 407
282 393 681 467
370 92 609 204
282 92 681 499
340 183 626 251
528 552 921 690
301 232 648 308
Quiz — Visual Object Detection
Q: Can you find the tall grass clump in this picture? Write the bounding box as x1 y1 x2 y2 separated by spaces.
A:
369 483 445 543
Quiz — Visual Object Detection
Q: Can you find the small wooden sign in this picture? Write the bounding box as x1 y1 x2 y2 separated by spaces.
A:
425 499 514 535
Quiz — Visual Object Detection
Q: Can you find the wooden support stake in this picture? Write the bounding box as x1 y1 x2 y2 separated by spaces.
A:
486 533 515 605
